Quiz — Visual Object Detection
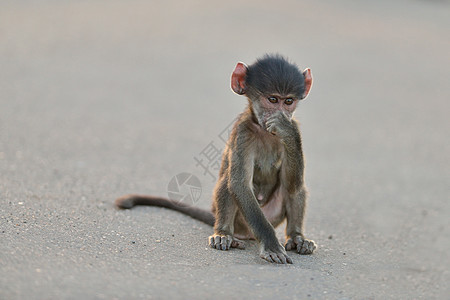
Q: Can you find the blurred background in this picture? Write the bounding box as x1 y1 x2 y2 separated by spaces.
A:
1 0 449 299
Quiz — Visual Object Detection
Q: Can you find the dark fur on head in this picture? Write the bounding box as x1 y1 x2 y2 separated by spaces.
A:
245 54 305 99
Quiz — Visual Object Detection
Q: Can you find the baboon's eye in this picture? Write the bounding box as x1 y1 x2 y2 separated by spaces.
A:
268 97 278 104
285 98 294 105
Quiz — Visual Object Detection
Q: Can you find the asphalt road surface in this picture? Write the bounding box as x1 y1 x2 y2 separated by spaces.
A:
1 0 449 299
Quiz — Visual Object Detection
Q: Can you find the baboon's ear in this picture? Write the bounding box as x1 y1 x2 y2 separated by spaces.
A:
231 62 248 95
301 68 313 99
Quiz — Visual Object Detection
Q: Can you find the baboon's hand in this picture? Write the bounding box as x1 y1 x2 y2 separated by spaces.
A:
285 236 317 255
259 242 293 264
209 234 246 251
265 111 295 139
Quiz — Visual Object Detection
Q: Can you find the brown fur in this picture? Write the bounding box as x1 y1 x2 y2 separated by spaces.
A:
115 54 317 264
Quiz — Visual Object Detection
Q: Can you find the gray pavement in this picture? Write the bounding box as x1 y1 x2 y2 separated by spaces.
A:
1 0 449 299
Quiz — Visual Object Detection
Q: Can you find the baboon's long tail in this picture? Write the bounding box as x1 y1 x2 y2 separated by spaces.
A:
115 194 215 226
